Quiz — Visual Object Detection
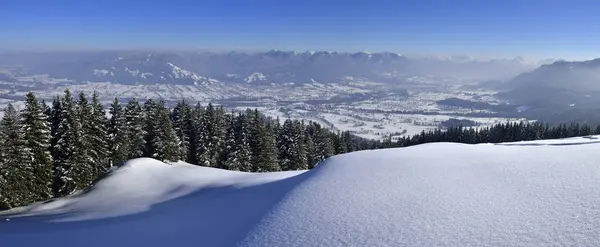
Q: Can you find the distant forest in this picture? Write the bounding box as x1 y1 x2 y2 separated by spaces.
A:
1 90 599 209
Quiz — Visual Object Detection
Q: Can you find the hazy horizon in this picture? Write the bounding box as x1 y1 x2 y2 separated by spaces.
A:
3 0 600 61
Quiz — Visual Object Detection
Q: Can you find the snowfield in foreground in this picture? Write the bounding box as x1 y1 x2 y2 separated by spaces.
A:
3 137 600 246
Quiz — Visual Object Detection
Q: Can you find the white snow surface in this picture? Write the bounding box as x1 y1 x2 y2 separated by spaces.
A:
3 137 600 246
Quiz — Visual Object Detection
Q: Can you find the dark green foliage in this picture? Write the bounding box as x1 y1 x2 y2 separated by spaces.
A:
52 89 91 197
223 113 253 171
87 92 110 179
172 101 192 162
0 104 34 208
144 100 180 162
9 90 600 210
21 92 53 201
277 119 306 170
196 103 226 167
257 120 280 172
108 97 129 166
124 98 145 159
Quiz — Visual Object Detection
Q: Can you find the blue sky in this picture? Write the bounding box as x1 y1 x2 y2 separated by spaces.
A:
2 0 600 59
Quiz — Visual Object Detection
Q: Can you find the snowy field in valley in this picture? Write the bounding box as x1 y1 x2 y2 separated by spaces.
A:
3 136 600 246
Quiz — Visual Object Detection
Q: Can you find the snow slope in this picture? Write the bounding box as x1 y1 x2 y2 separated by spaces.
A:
3 137 600 246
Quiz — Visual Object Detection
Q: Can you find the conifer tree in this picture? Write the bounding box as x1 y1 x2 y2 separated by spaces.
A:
196 103 225 167
108 97 129 166
248 109 263 169
143 99 158 158
52 89 90 197
257 120 280 171
231 112 253 171
124 98 145 159
41 99 51 119
21 92 53 201
221 112 239 170
144 100 180 162
277 119 307 170
172 101 191 161
87 92 110 178
0 103 34 208
311 123 335 166
303 125 317 168
187 103 205 165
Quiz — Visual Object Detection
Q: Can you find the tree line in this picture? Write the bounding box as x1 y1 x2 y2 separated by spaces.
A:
0 90 367 209
2 90 600 210
382 121 599 148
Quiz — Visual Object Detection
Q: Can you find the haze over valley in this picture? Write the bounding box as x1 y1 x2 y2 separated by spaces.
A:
0 50 580 140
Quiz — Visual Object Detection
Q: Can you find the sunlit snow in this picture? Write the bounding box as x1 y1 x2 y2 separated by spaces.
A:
2 137 600 246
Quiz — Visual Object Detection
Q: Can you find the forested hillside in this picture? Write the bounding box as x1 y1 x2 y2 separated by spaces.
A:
0 90 368 209
2 90 600 210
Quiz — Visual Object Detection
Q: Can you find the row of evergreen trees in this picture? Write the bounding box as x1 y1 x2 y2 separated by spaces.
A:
384 122 599 148
3 90 599 210
0 90 365 209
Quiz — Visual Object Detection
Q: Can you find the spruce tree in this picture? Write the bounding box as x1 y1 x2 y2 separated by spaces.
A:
108 97 129 166
87 92 110 178
277 119 307 170
258 120 280 172
124 98 145 159
303 125 317 168
144 100 180 162
188 103 205 165
232 112 253 171
52 89 90 197
172 101 191 161
0 103 34 208
221 112 239 170
143 99 158 158
311 123 335 167
21 92 53 201
196 103 225 167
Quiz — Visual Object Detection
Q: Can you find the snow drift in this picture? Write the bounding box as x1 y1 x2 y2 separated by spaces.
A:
3 137 600 246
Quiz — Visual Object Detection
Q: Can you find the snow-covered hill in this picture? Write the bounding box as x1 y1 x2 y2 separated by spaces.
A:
3 136 600 246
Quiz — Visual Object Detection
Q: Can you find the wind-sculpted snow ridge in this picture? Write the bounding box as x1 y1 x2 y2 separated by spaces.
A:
3 136 600 246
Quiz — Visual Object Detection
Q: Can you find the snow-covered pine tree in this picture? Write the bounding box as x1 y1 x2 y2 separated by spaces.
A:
220 111 238 170
303 125 317 169
213 106 227 167
196 103 225 167
52 89 90 197
247 109 279 172
41 99 51 119
277 119 307 170
108 97 129 166
171 101 191 162
0 103 34 208
49 96 62 148
233 112 253 171
341 131 355 153
143 99 158 158
20 92 53 201
310 122 334 167
332 131 347 154
145 100 180 162
187 103 204 165
75 92 99 184
124 98 145 159
88 92 110 178
248 109 262 170
258 120 280 172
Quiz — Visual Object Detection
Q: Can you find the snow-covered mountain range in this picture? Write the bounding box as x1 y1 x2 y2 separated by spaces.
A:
0 50 539 85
